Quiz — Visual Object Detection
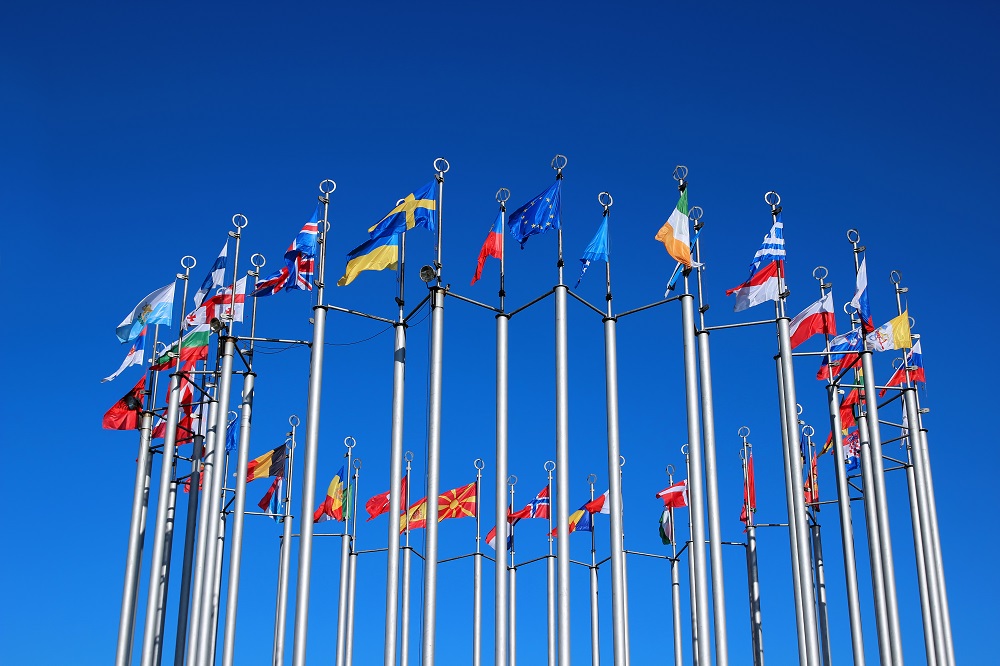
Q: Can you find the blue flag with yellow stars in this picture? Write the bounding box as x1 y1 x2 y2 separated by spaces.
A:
367 181 437 240
508 180 561 248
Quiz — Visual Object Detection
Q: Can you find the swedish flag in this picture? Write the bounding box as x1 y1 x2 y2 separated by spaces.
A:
368 181 437 240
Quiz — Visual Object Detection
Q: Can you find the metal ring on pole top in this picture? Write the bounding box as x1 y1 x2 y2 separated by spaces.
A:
764 191 781 207
551 154 568 172
353 458 362 470
251 253 266 269
688 206 704 222
181 255 197 270
680 444 689 455
543 460 556 472
154 341 168 355
496 187 511 204
232 214 249 229
619 455 626 468
289 415 300 427
812 266 828 281
802 425 815 438
507 475 518 487
473 458 485 471
672 165 688 182
586 473 598 486
891 357 905 371
404 451 414 462
908 316 916 330
890 270 903 285
666 464 676 476
344 436 357 450
846 228 861 244
738 425 751 439
434 157 450 174
796 403 804 416
319 179 337 195
844 301 858 316
598 191 613 208
228 410 239 422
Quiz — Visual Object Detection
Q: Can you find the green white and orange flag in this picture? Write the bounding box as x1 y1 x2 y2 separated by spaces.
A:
654 189 692 268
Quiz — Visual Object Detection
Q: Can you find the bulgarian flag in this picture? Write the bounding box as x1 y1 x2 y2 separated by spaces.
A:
151 325 212 371
654 188 692 267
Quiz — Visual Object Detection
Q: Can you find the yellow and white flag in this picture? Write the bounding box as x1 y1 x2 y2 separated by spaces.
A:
866 310 912 352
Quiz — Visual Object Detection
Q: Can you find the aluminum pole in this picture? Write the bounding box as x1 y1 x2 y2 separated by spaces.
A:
586 475 600 666
508 478 518 666
663 465 683 666
336 440 356 666
739 437 764 666
495 309 510 666
173 427 204 666
473 459 484 666
904 429 937 666
291 180 335 666
116 410 154 666
400 458 413 666
152 476 179 666
345 461 361 666
546 463 557 666
810 520 832 666
603 317 628 666
209 511 226 665
684 449 700 666
273 416 298 666
856 410 892 665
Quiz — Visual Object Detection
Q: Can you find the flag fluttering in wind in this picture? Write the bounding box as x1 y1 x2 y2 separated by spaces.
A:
401 497 428 532
366 476 408 522
725 214 785 312
816 329 864 380
822 388 863 454
471 212 504 286
116 282 176 343
656 479 689 508
186 278 246 327
740 459 756 525
151 325 212 371
251 205 320 297
438 482 477 521
789 292 837 348
314 466 348 523
246 444 287 483
866 310 912 352
193 242 228 308
575 216 609 287
654 188 692 267
102 375 146 430
486 517 515 552
367 182 438 240
103 326 148 383
804 454 820 509
487 485 549 550
880 340 926 396
850 257 874 333
844 430 861 471
550 491 610 537
337 233 400 286
258 477 283 518
659 509 676 545
508 180 562 249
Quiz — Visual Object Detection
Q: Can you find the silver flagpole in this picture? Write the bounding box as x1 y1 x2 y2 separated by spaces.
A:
384 207 408 666
495 188 510 666
473 458 485 666
596 192 627 666
336 437 357 666
738 432 764 666
546 461 557 666
345 459 362 666
550 154 573 666
152 475 179 666
803 427 832 666
683 446 700 666
116 408 154 666
421 158 449 666
140 257 195 666
768 191 821 666
813 266 866 665
291 179 335 666
273 416 298 666
689 198 729 666
619 457 631 665
508 476 518 666
400 453 413 666
665 465 682 666
173 389 205 666
587 474 600 666
848 233 904 664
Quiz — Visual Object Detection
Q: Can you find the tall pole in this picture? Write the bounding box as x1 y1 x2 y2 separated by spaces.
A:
546 461 558 666
619 457 632 665
508 477 518 666
273 416 298 666
140 258 194 666
848 233 904 664
666 465 683 666
291 179 335 666
494 188 510 666
813 265 866 665
803 427 832 666
473 458 485 666
420 158 449 666
690 196 729 666
345 459 361 666
336 438 357 666
152 476 179 666
739 431 764 666
903 415 938 666
400 454 413 666
172 398 204 666
768 191 821 666
587 473 600 666
683 447 700 666
116 408 154 666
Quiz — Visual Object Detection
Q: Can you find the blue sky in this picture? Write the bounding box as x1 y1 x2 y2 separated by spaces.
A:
2 1 998 663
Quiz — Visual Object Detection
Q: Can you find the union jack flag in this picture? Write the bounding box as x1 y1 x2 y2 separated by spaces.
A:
251 204 320 297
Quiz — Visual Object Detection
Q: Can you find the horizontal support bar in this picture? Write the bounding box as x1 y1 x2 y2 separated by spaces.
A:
445 290 501 314
507 288 555 318
616 295 681 319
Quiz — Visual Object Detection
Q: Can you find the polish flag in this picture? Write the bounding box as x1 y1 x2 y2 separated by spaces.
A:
789 292 837 348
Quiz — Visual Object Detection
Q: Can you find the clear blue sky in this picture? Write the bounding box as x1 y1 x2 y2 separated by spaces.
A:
2 1 997 663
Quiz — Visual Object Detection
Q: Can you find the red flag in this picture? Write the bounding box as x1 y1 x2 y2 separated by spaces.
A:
258 475 282 510
740 457 757 524
365 475 408 521
804 454 820 509
471 212 503 285
102 375 147 430
789 292 837 348
655 480 688 509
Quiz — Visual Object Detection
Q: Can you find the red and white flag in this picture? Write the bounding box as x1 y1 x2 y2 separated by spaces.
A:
185 277 247 327
726 261 782 312
656 480 688 508
789 292 837 348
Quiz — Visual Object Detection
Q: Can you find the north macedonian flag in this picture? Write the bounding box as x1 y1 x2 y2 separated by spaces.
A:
438 482 477 521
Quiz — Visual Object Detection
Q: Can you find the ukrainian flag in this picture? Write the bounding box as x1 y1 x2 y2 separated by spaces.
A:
337 233 400 286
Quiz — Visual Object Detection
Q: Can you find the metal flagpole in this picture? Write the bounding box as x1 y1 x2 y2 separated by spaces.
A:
803 426 832 666
291 179 335 666
172 380 204 666
495 188 510 666
596 192 628 666
546 460 557 666
345 458 362 666
508 476 518 666
587 474 600 666
273 416 298 666
689 196 729 666
813 266 866 665
384 204 409 666
665 465 683 666
421 157 449 666
848 233 904 664
619 457 631 665
683 446 700 666
768 191 821 666
140 256 195 666
549 154 573 666
400 453 414 666
473 458 485 666
152 474 179 666
738 431 764 666
336 437 357 666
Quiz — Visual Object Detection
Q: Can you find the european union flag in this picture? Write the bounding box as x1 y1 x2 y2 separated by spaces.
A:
368 181 437 240
508 180 561 248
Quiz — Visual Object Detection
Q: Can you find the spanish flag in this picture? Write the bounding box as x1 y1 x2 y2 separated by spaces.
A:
337 233 400 286
246 444 287 483
401 496 428 532
314 466 348 523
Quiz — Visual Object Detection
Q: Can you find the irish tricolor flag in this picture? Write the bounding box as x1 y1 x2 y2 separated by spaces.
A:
654 189 692 267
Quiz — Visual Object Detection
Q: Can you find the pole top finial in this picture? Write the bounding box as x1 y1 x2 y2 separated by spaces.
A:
232 214 248 229
673 165 688 182
474 458 485 471
507 474 518 487
890 270 903 285
802 424 815 438
846 228 861 244
496 187 511 204
228 410 238 422
353 458 362 470
764 191 781 207
619 455 626 468
812 266 828 281
598 191 614 210
434 157 450 174
543 460 556 472
319 179 337 195
181 255 197 270
666 464 676 476
551 154 568 172
404 450 414 462
344 436 356 450
251 253 266 270
681 444 689 455
288 414 300 427
738 425 751 439
688 205 704 223
586 473 597 485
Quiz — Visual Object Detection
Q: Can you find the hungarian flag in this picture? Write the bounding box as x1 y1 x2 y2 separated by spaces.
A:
880 340 926 396
850 257 874 334
804 454 820 509
438 482 477 521
102 375 147 430
401 497 428 532
866 310 912 352
185 277 247 327
726 214 785 312
656 480 688 509
151 326 212 371
789 292 837 348
654 188 692 268
471 212 503 285
246 444 287 483
365 475 408 522
740 458 756 525
314 466 348 523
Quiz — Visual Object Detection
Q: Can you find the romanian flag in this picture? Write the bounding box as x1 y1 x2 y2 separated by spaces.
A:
314 466 348 523
550 491 610 537
654 188 692 268
246 444 287 483
401 496 428 532
337 233 400 286
438 482 477 521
